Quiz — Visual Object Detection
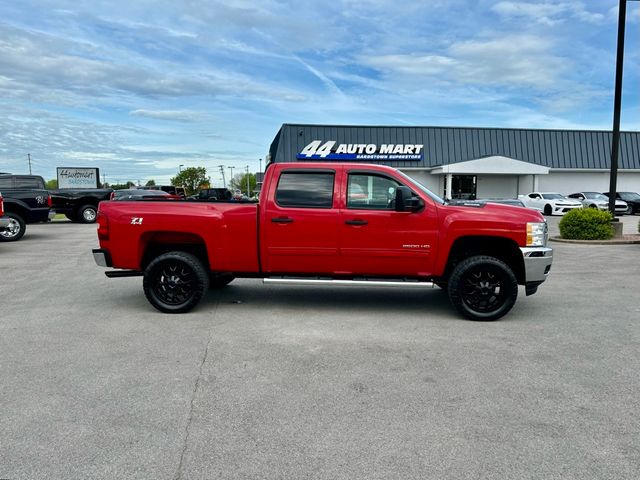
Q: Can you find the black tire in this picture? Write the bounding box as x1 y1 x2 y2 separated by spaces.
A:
0 213 26 242
625 204 633 215
589 204 597 209
543 204 552 215
143 251 209 313
210 273 235 289
78 204 98 223
447 255 518 321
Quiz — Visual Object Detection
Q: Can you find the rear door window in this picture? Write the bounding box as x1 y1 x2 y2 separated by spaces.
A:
275 171 335 208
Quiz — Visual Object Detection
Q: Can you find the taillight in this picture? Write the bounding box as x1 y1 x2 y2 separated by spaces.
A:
97 212 109 240
110 191 115 200
47 194 52 207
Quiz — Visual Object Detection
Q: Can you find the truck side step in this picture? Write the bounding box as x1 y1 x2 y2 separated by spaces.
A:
263 277 435 288
105 270 144 278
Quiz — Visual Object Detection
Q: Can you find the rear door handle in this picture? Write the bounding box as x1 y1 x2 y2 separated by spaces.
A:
345 219 368 226
271 217 294 224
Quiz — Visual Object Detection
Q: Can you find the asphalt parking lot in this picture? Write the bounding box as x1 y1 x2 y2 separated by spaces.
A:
1 219 639 480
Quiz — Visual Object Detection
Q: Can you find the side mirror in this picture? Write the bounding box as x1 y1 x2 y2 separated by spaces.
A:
395 186 424 212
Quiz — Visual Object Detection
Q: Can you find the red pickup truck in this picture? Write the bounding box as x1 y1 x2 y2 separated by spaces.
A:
93 163 553 321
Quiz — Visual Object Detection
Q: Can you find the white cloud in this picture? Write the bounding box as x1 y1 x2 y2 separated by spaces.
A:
492 2 607 26
362 34 565 90
129 109 206 122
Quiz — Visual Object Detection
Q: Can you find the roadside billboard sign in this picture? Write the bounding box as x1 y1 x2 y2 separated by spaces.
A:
57 167 100 189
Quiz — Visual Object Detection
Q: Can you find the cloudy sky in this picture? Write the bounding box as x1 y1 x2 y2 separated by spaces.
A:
0 0 638 185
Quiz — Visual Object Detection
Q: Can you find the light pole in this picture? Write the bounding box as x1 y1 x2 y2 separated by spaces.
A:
228 166 235 187
245 165 250 197
608 0 639 214
179 164 184 173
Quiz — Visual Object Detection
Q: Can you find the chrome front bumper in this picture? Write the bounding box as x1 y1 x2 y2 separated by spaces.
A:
520 246 553 284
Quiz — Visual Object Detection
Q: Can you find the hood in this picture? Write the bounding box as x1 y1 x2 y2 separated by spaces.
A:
445 199 544 223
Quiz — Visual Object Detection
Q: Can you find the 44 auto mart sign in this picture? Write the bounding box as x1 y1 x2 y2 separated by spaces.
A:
297 140 424 161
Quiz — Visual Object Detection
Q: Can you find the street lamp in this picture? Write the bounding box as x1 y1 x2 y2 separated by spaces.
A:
608 0 639 214
245 165 250 197
179 164 184 173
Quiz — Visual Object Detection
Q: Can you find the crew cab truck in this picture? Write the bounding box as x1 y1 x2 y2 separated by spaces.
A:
0 174 53 242
93 163 553 321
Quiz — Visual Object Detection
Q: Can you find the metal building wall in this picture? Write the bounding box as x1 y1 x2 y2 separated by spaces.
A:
270 124 640 170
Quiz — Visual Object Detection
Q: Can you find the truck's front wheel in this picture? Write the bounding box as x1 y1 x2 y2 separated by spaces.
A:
143 252 209 313
447 255 518 321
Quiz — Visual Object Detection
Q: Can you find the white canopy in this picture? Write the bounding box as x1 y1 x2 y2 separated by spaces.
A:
430 156 550 175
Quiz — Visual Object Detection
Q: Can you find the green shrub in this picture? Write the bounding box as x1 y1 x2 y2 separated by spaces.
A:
559 208 614 240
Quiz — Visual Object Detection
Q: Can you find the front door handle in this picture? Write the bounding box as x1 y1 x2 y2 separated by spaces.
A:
272 217 294 224
345 219 368 226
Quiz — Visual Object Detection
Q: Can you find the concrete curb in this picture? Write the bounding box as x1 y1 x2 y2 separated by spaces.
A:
550 235 640 245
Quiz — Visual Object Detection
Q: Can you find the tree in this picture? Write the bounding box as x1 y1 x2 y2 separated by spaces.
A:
45 179 58 189
229 173 256 196
171 167 209 196
145 179 156 187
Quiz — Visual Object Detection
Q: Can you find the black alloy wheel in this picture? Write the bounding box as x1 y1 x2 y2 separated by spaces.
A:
448 255 518 321
543 204 552 215
143 251 209 313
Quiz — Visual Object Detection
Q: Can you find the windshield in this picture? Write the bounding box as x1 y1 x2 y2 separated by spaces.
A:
620 192 640 201
396 170 445 204
584 192 607 200
541 193 565 200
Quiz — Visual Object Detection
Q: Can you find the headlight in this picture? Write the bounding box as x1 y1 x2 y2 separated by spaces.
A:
526 222 548 247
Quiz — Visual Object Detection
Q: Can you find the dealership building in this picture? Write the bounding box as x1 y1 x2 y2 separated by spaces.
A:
268 124 640 200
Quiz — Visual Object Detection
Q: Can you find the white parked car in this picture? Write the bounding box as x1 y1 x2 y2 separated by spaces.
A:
567 192 628 215
519 192 583 216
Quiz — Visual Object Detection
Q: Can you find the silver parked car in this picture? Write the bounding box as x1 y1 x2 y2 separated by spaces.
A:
567 192 628 215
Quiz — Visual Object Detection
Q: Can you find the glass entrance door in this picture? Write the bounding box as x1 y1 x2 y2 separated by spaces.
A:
445 175 477 200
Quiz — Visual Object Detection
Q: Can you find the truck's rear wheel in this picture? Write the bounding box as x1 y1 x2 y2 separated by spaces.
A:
78 205 98 223
447 255 518 321
0 213 26 242
143 252 209 313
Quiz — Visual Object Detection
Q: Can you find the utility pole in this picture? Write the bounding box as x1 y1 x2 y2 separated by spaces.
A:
27 153 32 175
218 165 226 188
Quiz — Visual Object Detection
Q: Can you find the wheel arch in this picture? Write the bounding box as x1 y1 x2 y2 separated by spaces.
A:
443 236 525 285
140 231 210 271
3 200 28 220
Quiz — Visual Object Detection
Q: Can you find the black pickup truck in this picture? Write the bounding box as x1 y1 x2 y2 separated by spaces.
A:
50 188 113 223
0 174 54 241
1 174 112 223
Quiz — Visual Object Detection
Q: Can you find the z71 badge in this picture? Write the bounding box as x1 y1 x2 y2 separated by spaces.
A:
130 217 143 225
